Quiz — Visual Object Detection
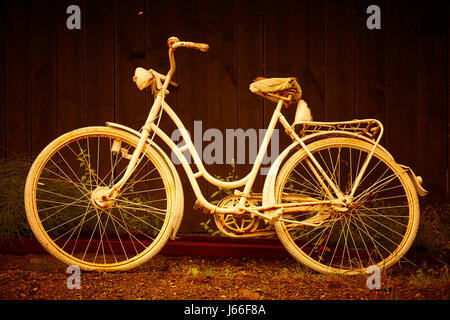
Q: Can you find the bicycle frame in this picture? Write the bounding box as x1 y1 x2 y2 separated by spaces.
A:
105 41 382 222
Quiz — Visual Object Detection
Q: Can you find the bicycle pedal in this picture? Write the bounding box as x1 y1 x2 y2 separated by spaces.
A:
193 199 210 214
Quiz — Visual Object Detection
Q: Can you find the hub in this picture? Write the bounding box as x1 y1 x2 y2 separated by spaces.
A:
332 195 353 213
91 187 114 210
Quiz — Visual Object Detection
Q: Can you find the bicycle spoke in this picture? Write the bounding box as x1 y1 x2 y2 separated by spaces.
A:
37 186 88 203
108 211 128 261
358 205 408 228
52 208 98 241
115 206 140 255
47 157 91 197
348 216 375 266
114 198 167 214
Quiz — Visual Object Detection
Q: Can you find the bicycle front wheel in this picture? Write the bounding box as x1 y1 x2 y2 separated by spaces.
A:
24 126 176 271
274 137 419 275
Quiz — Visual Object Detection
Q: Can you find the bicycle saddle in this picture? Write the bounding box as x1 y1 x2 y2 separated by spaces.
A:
249 77 302 104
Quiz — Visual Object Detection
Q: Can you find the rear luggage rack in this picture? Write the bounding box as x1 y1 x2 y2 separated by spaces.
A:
292 119 383 141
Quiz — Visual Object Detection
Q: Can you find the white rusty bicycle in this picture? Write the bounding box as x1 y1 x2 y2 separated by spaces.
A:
24 37 428 274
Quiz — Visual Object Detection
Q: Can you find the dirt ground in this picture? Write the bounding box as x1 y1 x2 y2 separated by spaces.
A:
0 253 448 300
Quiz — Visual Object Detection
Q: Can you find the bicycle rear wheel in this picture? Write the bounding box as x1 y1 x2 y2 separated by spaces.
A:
24 126 176 271
274 137 419 275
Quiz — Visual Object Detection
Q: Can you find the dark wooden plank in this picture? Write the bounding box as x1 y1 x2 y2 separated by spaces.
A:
264 0 294 174
146 0 178 158
355 0 386 145
263 0 294 78
237 0 264 182
30 0 58 157
417 0 447 197
386 0 418 170
175 0 207 140
294 0 326 122
5 0 31 157
146 0 177 112
324 0 355 121
114 0 146 130
146 0 204 230
205 0 238 195
175 0 208 232
0 0 5 157
448 1 450 198
57 0 84 134
84 0 115 126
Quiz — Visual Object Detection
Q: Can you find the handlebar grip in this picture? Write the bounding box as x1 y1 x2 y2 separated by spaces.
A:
167 37 209 52
185 41 209 52
167 37 180 48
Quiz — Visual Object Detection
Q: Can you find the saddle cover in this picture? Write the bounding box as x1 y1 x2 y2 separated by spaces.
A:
249 77 302 103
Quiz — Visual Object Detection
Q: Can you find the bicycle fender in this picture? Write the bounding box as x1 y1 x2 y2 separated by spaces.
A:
262 141 298 208
105 122 184 239
399 164 428 197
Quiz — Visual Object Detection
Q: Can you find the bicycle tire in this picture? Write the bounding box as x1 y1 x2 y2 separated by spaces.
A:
274 137 419 275
24 126 176 271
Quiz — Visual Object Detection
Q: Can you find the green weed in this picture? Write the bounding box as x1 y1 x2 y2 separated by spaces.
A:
0 156 34 239
224 267 236 280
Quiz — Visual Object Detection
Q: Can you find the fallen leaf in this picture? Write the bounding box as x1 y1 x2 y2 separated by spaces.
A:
238 289 260 300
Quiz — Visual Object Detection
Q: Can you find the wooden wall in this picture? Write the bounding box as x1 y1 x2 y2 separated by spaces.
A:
0 0 448 231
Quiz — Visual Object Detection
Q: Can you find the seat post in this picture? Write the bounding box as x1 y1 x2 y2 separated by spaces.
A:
284 94 293 107
237 99 285 208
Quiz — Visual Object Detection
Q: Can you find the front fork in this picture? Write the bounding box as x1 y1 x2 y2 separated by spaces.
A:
102 47 177 201
104 93 164 200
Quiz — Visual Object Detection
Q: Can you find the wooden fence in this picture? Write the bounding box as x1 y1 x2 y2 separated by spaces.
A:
0 0 448 232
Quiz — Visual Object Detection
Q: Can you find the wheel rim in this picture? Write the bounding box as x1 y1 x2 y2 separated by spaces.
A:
276 139 417 274
28 130 172 269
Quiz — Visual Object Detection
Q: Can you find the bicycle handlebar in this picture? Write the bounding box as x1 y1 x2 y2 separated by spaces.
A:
167 36 209 52
143 37 208 95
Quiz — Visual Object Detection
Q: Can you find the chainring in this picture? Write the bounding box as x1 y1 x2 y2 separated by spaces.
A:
213 195 259 237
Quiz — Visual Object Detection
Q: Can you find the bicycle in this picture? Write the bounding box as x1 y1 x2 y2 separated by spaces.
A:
24 37 428 275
